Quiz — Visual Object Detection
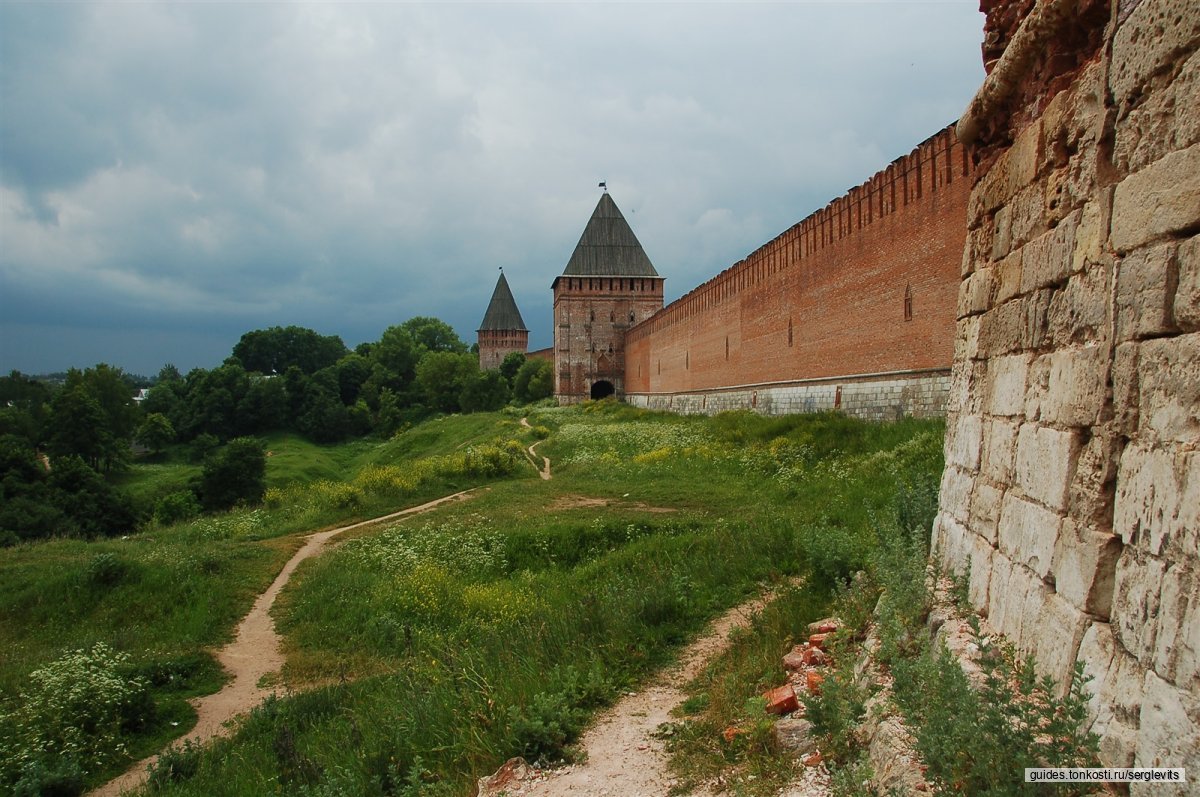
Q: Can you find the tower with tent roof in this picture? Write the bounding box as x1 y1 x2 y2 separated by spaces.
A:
551 193 664 402
477 271 529 371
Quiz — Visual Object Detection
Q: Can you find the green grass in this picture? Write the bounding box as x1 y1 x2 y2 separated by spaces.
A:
0 404 946 795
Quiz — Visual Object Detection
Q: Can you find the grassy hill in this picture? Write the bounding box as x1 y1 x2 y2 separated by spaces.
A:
0 403 944 795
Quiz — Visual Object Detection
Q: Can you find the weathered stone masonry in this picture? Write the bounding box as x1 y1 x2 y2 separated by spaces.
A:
625 125 975 419
933 0 1199 785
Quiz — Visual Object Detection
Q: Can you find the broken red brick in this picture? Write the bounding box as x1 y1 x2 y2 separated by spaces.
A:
722 725 748 743
808 632 830 649
762 683 799 715
802 751 823 767
806 671 824 695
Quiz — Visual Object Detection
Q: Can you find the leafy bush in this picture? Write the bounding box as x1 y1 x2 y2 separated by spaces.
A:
0 644 153 787
153 490 202 526
197 437 267 511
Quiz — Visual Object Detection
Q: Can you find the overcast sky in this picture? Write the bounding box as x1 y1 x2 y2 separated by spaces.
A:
1 1 985 377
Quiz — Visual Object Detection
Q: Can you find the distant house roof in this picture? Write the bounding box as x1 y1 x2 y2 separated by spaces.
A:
478 272 528 331
561 193 659 277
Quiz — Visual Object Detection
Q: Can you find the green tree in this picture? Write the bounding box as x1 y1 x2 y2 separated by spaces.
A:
415 352 478 414
135 413 175 454
400 316 467 354
460 369 510 413
513 358 554 403
197 437 267 511
46 455 137 538
78 364 140 443
0 435 64 545
47 385 115 470
499 352 527 387
231 326 348 375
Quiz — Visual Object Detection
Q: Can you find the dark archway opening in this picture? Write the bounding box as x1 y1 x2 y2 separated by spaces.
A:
590 380 615 400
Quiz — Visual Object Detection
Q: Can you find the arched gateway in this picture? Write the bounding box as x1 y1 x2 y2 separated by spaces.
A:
590 380 615 400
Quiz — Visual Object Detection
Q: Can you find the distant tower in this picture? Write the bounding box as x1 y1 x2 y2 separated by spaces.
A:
552 194 664 402
477 271 529 370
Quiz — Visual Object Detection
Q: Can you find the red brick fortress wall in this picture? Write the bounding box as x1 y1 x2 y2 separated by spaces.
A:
625 125 976 416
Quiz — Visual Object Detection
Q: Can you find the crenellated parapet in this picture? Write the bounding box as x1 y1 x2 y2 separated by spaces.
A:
628 125 974 344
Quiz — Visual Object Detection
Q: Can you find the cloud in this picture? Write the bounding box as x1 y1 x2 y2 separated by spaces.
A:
0 1 985 375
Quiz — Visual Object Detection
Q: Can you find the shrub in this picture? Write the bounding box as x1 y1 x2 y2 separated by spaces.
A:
154 490 201 526
197 437 266 511
0 644 153 786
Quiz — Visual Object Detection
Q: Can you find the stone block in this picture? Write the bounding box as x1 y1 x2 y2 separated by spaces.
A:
1043 64 1107 220
985 353 1031 416
991 204 1013 261
1068 429 1120 530
1047 263 1112 347
975 118 1043 217
968 532 994 610
1072 193 1110 274
985 552 1013 638
1111 143 1200 253
1114 442 1199 557
1110 0 1200 112
1112 342 1141 435
1020 288 1054 351
1133 672 1200 794
1023 355 1052 424
958 267 995 318
1114 47 1200 175
946 360 986 416
981 418 1019 484
1029 591 1091 696
1116 241 1180 341
1078 622 1118 730
1009 183 1049 251
932 512 970 576
1174 233 1200 330
969 479 1004 545
997 492 1061 580
1112 548 1165 667
1078 622 1144 768
1136 333 1200 444
1042 345 1109 427
995 249 1024 303
1152 560 1199 683
1015 423 1082 513
963 221 994 278
1052 518 1122 618
1020 210 1081 293
954 315 982 362
977 299 1024 357
946 413 983 471
938 465 975 524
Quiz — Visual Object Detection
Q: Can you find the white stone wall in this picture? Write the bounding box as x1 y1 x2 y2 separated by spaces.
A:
934 1 1199 786
625 369 951 421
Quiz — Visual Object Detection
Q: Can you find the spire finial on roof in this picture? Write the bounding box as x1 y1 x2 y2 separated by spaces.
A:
598 180 607 192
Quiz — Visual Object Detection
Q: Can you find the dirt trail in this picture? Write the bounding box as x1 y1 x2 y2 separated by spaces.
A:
92 490 476 797
520 417 552 480
511 588 786 797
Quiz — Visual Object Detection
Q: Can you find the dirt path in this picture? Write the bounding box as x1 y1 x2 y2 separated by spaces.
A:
520 417 552 480
508 588 785 797
92 490 477 797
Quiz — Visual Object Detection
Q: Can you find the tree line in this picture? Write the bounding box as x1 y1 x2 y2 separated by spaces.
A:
0 318 554 545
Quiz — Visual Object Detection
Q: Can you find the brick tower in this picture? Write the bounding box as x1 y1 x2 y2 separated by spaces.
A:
552 193 664 402
477 271 529 370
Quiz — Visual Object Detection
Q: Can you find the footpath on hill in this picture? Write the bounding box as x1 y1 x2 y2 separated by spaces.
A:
91 490 478 797
96 426 827 797
479 583 831 797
